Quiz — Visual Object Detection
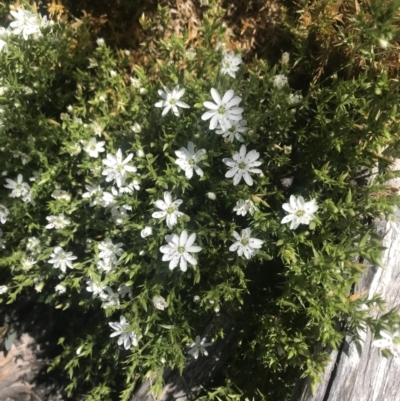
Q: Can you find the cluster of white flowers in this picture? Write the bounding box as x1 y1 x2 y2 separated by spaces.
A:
98 238 124 273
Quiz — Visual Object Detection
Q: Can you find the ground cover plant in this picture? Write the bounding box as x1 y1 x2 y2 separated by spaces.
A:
1 0 400 400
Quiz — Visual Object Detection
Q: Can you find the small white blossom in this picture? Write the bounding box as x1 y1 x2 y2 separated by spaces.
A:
140 226 153 238
117 283 133 299
193 295 201 303
229 228 263 259
118 181 140 194
110 205 130 225
48 246 77 273
223 145 262 186
0 285 8 294
86 279 106 299
152 192 183 229
4 174 31 200
155 85 190 117
281 195 319 230
9 8 40 40
45 214 70 230
202 88 243 131
129 77 141 88
220 51 242 78
216 119 248 143
102 148 137 188
281 52 290 65
100 286 120 308
21 257 36 270
51 189 71 202
26 237 41 253
131 122 142 133
101 190 117 208
289 93 302 104
136 149 145 157
273 74 288 90
82 184 104 207
152 295 168 310
372 328 400 363
188 335 212 359
55 284 66 294
110 70 117 77
98 238 124 264
0 205 9 224
96 37 105 46
83 138 105 158
68 143 81 156
109 316 138 350
175 142 206 179
90 120 104 136
160 230 202 272
206 192 216 200
233 199 257 216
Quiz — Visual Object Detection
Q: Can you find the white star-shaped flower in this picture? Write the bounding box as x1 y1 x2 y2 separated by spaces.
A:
175 141 206 179
152 192 183 229
98 238 124 264
86 279 106 299
281 195 319 230
155 85 190 117
223 145 262 186
201 88 243 131
229 228 263 259
0 205 9 224
102 148 137 187
9 8 40 40
4 174 31 199
233 199 257 216
45 214 70 229
216 119 247 142
160 230 202 272
109 316 138 350
220 51 242 78
83 138 105 158
188 335 212 359
48 246 77 273
372 328 400 364
82 184 104 207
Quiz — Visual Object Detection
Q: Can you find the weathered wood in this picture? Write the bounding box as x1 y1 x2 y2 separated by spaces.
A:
291 163 400 401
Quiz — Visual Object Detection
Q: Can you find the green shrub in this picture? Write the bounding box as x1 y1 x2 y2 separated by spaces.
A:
1 1 400 400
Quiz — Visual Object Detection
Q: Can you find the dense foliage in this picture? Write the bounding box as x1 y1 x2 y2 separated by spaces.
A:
1 1 400 400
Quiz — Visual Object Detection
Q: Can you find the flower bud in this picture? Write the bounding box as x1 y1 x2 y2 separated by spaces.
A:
140 226 152 238
206 192 216 200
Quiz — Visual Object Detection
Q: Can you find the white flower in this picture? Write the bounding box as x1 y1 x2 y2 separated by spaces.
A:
201 88 243 131
155 85 190 117
4 174 31 199
0 285 8 294
193 295 200 303
110 70 117 77
101 190 116 208
160 230 202 272
83 138 105 158
233 199 257 216
86 279 106 299
109 316 138 350
229 228 263 259
372 328 400 363
281 195 319 230
9 8 40 40
26 237 41 253
110 205 130 225
117 283 133 299
51 189 71 202
98 238 124 263
0 205 9 224
82 184 104 206
140 226 153 238
273 74 288 90
21 257 36 270
97 258 115 273
55 284 66 294
216 119 247 143
96 37 105 46
289 93 302 104
118 181 140 194
223 145 262 186
152 295 168 310
48 246 77 273
175 142 206 179
0 39 7 53
206 192 216 200
130 77 141 88
136 149 145 158
220 51 242 78
188 335 212 359
0 229 5 249
152 192 183 229
131 122 142 133
68 143 81 155
100 286 120 308
281 52 290 64
90 120 104 136
45 214 70 229
102 148 137 187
